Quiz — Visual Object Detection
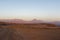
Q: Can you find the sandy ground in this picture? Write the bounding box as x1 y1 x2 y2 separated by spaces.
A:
16 28 60 40
0 28 23 40
0 25 60 40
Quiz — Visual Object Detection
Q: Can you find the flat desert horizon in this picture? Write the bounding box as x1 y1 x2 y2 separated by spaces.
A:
0 0 60 40
0 20 60 40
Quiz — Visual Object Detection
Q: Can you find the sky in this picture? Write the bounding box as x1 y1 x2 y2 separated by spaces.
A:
0 0 60 21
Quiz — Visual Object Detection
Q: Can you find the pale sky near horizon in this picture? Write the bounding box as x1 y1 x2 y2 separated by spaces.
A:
0 0 60 21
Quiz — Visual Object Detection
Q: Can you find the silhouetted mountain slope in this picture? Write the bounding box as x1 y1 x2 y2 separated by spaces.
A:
51 21 60 26
0 19 60 26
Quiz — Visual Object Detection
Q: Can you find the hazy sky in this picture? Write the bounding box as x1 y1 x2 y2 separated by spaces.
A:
0 0 60 21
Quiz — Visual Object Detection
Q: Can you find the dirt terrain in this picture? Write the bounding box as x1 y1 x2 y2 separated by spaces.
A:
0 24 60 40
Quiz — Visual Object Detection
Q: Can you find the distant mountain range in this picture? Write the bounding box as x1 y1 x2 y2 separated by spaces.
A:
51 21 60 26
0 19 60 26
0 19 45 23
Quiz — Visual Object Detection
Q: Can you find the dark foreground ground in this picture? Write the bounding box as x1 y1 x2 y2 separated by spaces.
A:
16 28 60 40
0 28 23 40
0 24 60 40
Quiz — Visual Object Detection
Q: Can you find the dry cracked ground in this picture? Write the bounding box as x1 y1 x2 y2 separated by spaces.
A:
0 25 60 40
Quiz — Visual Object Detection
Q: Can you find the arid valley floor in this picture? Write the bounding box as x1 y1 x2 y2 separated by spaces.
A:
0 23 60 40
